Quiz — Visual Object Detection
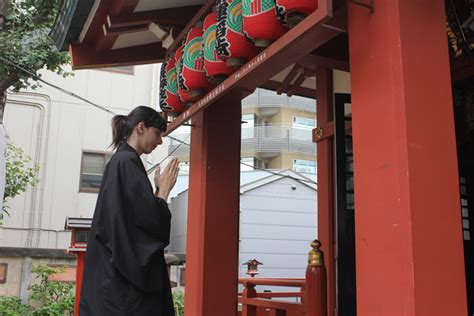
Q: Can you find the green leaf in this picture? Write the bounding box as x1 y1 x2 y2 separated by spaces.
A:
1 0 71 94
3 142 40 216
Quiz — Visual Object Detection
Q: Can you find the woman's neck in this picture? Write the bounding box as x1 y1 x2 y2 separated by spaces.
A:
125 134 143 155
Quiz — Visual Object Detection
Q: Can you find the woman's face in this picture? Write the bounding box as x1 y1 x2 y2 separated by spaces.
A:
140 124 163 154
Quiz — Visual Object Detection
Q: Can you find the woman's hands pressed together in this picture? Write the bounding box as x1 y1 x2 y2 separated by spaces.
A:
154 157 179 201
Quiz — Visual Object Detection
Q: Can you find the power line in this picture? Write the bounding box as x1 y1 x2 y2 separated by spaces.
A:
1 55 317 184
146 134 191 175
162 136 317 185
1 55 190 171
0 56 116 115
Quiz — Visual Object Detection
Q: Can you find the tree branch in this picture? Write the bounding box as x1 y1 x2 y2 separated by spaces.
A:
0 72 19 94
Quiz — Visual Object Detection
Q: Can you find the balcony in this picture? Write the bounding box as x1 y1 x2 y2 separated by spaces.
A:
242 89 316 117
168 125 316 160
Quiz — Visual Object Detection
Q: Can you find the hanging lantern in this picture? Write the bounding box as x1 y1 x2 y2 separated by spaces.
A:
242 0 287 47
216 0 258 66
175 46 197 105
159 58 185 116
275 0 318 27
180 26 211 98
203 11 237 84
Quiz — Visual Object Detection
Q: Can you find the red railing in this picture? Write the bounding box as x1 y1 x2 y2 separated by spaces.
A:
238 240 327 316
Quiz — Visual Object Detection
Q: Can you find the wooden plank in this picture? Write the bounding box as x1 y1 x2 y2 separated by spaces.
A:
107 6 200 28
298 54 350 72
260 80 316 99
70 43 166 70
239 278 305 287
276 65 304 95
239 297 304 312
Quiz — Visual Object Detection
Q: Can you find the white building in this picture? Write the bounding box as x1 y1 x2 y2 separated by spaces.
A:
168 169 318 290
0 64 164 250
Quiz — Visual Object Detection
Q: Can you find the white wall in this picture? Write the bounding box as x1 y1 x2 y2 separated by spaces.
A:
239 177 317 288
168 190 189 253
1 64 167 249
168 175 317 294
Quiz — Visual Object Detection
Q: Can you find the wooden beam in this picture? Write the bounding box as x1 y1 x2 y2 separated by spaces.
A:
82 0 141 52
276 65 304 95
70 43 166 70
110 0 140 15
103 24 149 37
82 0 114 44
312 121 352 142
287 74 307 96
164 3 346 135
107 6 201 28
298 54 350 72
260 80 316 99
165 0 215 57
315 67 336 316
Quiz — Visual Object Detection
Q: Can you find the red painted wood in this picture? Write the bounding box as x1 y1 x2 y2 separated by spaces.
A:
240 297 304 312
184 93 242 316
70 43 166 70
73 252 85 316
315 68 335 316
348 1 467 315
107 6 200 28
242 283 258 316
305 264 327 316
239 278 305 287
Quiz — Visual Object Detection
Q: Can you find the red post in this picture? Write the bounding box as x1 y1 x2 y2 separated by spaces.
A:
348 1 467 315
269 309 286 316
315 68 335 316
241 282 257 316
305 240 327 316
73 252 85 316
184 92 242 316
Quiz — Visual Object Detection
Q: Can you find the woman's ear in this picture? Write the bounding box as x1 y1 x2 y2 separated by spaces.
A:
136 122 146 133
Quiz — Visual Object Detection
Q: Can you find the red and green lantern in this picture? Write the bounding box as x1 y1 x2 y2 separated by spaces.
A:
276 0 318 26
242 0 287 47
203 11 237 84
216 0 258 65
180 26 212 98
159 58 185 116
175 46 197 104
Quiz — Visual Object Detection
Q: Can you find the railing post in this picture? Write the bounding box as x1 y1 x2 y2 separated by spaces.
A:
305 240 327 316
242 281 257 316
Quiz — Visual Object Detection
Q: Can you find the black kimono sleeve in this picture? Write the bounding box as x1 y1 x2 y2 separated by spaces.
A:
94 152 171 292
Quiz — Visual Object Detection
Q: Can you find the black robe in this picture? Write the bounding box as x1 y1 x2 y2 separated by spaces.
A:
79 143 174 316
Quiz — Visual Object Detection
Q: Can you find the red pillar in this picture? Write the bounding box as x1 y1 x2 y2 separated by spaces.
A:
316 68 335 316
73 252 85 316
184 93 242 316
348 1 467 315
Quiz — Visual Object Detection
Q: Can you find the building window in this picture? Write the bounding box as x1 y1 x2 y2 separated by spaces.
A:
293 159 316 174
241 157 260 171
79 151 112 193
179 161 190 174
292 116 316 130
97 66 134 75
75 230 89 243
242 114 256 126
